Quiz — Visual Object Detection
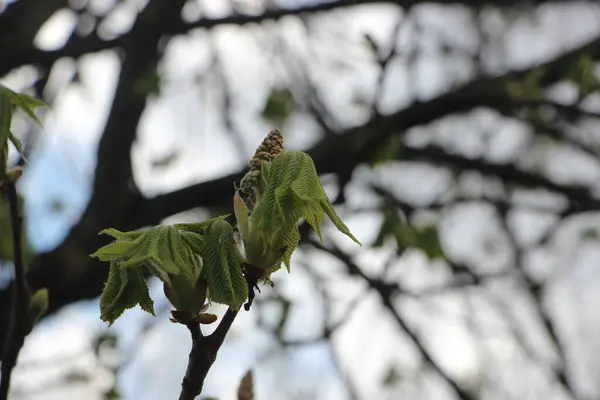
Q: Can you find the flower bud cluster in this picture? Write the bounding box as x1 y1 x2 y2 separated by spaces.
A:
240 129 284 196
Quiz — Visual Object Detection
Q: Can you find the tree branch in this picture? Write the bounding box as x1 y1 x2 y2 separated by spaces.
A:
0 182 31 400
303 240 475 400
178 308 238 400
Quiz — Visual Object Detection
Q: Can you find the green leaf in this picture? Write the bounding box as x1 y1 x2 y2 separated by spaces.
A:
174 214 230 234
202 219 247 310
99 228 144 241
320 199 361 245
180 231 205 257
233 191 250 239
100 262 155 325
93 226 200 288
7 89 48 126
261 88 295 123
90 240 138 262
254 151 360 246
244 150 360 273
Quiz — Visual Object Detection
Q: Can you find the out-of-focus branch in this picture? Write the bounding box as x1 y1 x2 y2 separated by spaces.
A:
496 203 576 398
303 239 475 400
0 182 31 400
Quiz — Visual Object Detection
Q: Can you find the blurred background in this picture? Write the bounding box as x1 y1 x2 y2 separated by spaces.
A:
2 0 600 399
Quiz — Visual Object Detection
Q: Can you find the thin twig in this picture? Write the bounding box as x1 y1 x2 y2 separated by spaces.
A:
0 181 31 400
178 308 238 400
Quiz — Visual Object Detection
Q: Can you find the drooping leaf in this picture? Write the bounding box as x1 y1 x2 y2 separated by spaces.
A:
320 199 360 245
7 89 48 126
202 219 247 310
253 151 360 247
100 262 155 325
92 226 200 289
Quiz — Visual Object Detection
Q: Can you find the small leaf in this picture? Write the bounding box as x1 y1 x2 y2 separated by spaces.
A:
90 240 137 262
8 90 48 126
174 214 230 234
234 191 250 239
100 262 155 325
202 219 247 310
99 228 144 241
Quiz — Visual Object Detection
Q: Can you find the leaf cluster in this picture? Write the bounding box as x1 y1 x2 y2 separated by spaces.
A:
236 150 361 276
92 148 361 325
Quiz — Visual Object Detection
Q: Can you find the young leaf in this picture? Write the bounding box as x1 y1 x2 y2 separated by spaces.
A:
174 214 230 234
99 228 144 241
100 262 155 325
202 220 247 310
92 226 199 286
7 89 48 126
253 150 361 246
233 191 250 239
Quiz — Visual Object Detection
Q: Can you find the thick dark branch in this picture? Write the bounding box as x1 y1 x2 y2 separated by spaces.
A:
3 1 594 77
0 1 395 77
401 144 597 208
178 308 238 400
136 33 600 226
0 182 30 400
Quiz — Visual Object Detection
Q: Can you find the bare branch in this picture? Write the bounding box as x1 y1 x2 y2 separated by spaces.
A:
0 182 31 400
178 308 238 400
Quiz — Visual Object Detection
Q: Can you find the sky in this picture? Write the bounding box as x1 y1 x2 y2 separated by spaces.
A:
3 1 600 399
